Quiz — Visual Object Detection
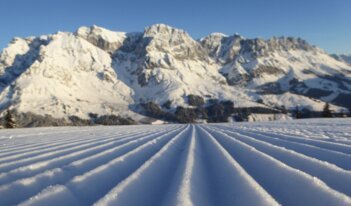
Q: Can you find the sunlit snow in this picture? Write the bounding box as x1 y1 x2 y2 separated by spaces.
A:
0 119 350 205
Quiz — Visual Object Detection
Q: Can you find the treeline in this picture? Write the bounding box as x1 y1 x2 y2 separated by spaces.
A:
142 95 350 123
141 96 236 123
0 99 349 128
0 110 135 128
141 95 280 123
293 103 348 119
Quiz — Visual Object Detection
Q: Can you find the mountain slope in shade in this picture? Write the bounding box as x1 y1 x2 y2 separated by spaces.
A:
0 24 350 121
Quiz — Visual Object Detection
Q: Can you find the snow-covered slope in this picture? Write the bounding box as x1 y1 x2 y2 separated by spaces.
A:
112 24 256 108
201 35 351 108
0 31 135 119
0 24 350 121
0 119 351 205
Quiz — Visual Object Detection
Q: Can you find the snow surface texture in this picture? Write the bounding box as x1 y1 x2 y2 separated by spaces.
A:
0 24 350 120
0 118 351 206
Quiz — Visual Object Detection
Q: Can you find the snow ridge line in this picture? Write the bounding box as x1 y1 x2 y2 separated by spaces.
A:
197 125 280 206
0 125 173 152
0 125 172 164
0 128 146 157
238 127 351 154
212 125 351 170
0 128 159 164
202 126 351 205
94 125 191 206
0 132 142 174
0 121 350 206
0 127 176 188
173 125 196 206
207 125 351 196
0 126 182 205
18 125 187 205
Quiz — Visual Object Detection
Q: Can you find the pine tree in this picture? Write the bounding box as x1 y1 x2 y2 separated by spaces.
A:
322 103 332 118
4 110 16 128
294 106 302 119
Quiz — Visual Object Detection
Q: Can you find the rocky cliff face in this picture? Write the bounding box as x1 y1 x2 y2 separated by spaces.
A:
0 24 350 122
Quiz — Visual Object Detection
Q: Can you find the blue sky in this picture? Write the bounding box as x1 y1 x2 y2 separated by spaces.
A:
0 0 350 54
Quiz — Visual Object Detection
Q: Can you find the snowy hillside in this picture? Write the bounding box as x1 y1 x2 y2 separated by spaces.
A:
0 32 135 119
0 24 350 123
0 119 351 205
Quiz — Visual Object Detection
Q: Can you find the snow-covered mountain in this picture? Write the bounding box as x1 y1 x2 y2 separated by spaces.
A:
201 34 351 109
0 24 350 123
0 32 134 119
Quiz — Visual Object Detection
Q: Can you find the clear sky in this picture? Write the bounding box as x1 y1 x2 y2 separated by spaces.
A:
0 0 350 54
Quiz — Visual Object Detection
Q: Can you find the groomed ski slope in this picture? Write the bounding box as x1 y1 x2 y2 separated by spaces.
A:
0 119 351 206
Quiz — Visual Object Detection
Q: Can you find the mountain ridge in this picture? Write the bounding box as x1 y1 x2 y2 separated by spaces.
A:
0 24 350 124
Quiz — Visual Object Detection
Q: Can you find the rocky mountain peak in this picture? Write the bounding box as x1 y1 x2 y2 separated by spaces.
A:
139 24 208 62
201 33 244 63
76 25 127 53
144 24 187 37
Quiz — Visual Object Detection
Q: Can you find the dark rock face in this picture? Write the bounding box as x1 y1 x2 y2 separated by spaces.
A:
252 66 286 78
223 72 250 86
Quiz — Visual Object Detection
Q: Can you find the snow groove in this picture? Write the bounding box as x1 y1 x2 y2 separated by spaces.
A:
239 127 351 155
94 125 191 206
19 125 187 205
0 129 157 164
213 125 351 170
206 125 351 196
0 129 179 206
0 119 350 206
202 126 351 206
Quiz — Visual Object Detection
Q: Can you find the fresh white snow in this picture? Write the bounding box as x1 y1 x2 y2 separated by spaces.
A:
0 119 351 205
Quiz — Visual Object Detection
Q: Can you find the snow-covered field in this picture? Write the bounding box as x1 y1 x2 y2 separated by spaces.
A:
0 119 351 206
